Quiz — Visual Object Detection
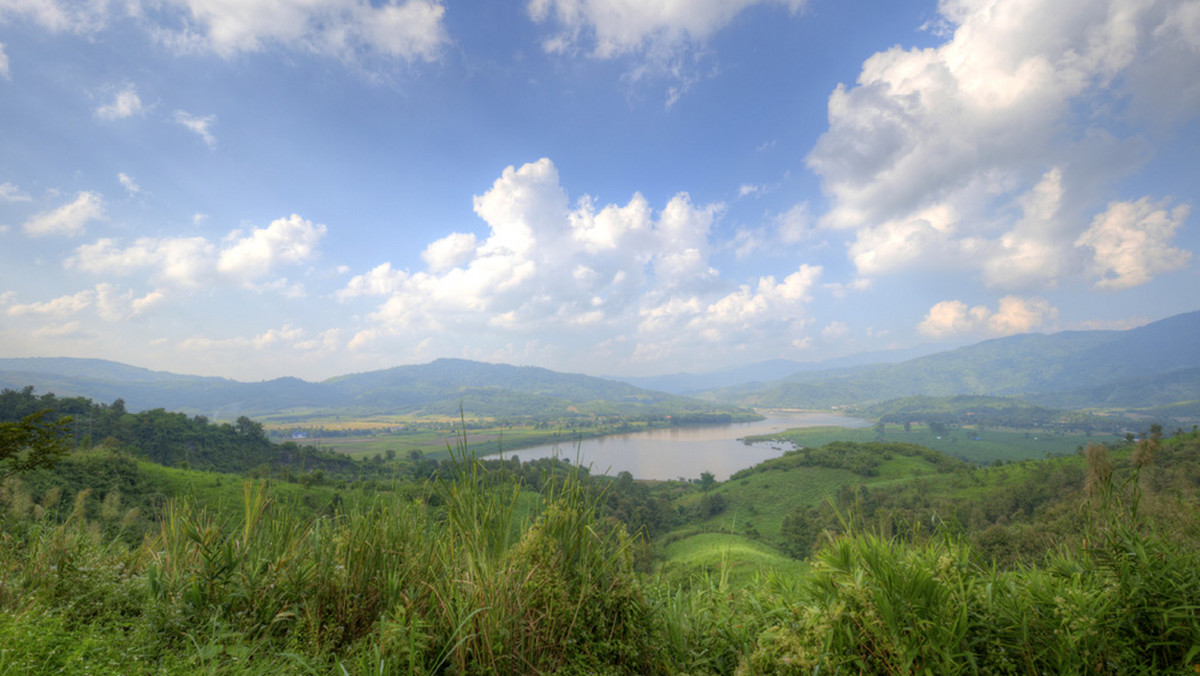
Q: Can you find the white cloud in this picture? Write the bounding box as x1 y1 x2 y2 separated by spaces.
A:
68 214 325 289
1 182 30 202
1075 197 1191 289
6 289 93 316
848 203 960 276
68 235 216 286
151 0 447 63
822 320 849 340
0 42 9 79
179 324 325 353
174 110 216 148
342 158 822 372
117 172 140 194
808 0 1200 289
0 0 108 33
96 84 144 120
917 296 1059 339
421 232 479 272
23 191 103 237
980 168 1075 289
528 0 805 106
94 283 165 321
528 0 805 58
217 214 326 285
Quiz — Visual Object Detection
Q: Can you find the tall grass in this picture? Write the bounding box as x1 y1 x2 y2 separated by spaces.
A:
1 435 652 674
2 435 1199 674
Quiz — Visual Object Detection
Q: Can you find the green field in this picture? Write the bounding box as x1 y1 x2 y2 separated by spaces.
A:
655 532 806 588
274 419 675 460
747 422 1107 464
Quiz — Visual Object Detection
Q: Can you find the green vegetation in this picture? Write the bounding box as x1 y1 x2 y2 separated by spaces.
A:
0 409 71 477
746 422 1101 465
271 412 758 461
3 386 1200 674
704 310 1200 411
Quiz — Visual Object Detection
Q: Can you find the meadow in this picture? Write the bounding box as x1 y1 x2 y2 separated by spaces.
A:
746 422 1104 464
4 390 1200 674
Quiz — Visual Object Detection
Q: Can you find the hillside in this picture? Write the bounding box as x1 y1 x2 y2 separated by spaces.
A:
704 309 1200 410
0 357 743 420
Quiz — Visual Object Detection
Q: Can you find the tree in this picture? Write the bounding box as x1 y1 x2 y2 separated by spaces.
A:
699 470 715 492
0 410 72 477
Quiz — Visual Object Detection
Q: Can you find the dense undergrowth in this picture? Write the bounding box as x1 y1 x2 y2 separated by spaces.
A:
3 429 1200 673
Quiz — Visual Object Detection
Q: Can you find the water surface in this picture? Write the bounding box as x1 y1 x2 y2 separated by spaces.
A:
486 411 869 481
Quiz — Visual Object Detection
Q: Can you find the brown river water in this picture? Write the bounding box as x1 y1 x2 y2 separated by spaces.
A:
485 410 870 481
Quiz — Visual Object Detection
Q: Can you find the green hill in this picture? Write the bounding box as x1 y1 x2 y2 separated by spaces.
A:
0 357 747 420
705 309 1200 410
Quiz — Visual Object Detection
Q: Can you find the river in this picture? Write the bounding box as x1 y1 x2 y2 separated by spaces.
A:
484 410 870 481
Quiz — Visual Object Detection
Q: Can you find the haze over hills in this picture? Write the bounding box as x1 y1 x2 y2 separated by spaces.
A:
606 343 948 395
703 310 1200 411
2 309 1198 418
0 357 738 420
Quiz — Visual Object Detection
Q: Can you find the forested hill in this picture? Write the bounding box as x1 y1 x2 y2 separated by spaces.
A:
0 357 744 420
703 309 1200 410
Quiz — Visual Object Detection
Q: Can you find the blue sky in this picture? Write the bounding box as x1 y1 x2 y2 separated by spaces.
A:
2 0 1198 382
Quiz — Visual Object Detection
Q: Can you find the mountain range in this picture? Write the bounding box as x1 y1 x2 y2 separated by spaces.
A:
701 310 1200 411
2 309 1197 419
0 357 735 419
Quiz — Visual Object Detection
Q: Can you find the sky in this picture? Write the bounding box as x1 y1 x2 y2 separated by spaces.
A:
1 0 1198 383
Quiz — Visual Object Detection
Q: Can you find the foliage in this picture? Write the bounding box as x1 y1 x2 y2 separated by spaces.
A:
0 409 72 477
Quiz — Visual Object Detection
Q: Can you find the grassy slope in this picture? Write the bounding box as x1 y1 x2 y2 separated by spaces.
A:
750 423 1101 464
655 424 1126 586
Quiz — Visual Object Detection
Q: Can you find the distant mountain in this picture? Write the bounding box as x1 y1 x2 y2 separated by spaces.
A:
0 357 737 420
608 344 946 394
702 310 1200 410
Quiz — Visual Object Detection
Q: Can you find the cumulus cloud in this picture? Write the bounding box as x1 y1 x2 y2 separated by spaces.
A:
2 0 447 64
150 0 447 63
809 0 1200 289
96 84 145 120
217 214 326 285
1075 197 1191 289
23 191 104 236
0 42 9 79
69 235 216 286
422 232 479 272
174 110 216 148
67 214 326 289
917 296 1059 339
341 158 823 371
528 0 804 58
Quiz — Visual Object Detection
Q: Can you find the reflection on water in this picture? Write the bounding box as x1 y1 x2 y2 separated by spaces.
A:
485 411 870 481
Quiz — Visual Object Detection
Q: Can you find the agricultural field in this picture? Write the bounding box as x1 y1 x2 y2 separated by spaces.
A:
266 416 676 460
747 422 1107 465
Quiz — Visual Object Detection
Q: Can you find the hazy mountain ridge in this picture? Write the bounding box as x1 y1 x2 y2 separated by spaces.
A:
702 310 1200 409
608 344 947 394
3 310 1197 417
0 356 727 419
